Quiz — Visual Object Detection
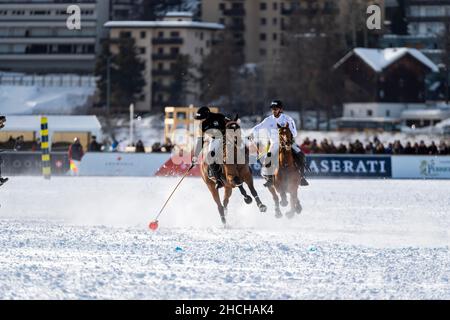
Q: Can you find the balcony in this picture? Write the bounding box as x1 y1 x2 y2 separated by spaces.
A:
229 22 245 31
152 53 179 60
223 8 246 16
152 37 183 45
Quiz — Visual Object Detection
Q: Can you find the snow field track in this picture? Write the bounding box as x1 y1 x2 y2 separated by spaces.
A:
0 177 449 299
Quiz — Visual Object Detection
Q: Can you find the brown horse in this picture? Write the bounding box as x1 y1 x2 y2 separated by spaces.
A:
200 118 267 226
266 123 302 219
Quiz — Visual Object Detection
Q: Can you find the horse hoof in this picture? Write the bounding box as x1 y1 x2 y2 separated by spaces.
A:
244 196 253 205
221 216 227 225
286 211 295 219
280 200 288 207
296 204 302 214
258 204 267 213
275 210 283 219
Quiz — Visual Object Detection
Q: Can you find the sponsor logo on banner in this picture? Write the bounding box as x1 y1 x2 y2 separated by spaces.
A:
419 159 450 177
248 155 391 178
392 156 450 179
307 155 391 177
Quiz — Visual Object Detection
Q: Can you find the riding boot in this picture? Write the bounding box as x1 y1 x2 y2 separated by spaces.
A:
0 177 8 186
208 163 224 190
263 175 274 188
293 150 309 186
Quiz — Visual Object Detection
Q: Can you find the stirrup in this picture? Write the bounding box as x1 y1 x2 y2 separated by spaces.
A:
215 180 224 190
300 177 309 186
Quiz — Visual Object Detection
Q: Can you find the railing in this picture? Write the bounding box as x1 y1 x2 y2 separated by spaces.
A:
0 73 97 87
151 53 179 60
152 37 183 45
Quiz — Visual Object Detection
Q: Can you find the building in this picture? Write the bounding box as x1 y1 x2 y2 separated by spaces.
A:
110 0 143 20
105 12 224 112
0 0 110 73
201 0 384 65
334 47 439 131
406 0 450 36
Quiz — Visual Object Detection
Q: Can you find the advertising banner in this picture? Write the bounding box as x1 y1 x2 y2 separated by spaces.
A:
79 153 170 176
306 155 392 178
392 156 450 179
1 152 69 176
245 155 392 178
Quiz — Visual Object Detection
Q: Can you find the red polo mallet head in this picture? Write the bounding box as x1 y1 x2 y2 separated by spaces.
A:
149 220 159 231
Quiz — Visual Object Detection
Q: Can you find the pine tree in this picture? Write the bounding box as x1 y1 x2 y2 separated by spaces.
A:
112 36 146 110
94 40 112 108
167 54 196 106
199 31 242 113
391 0 408 35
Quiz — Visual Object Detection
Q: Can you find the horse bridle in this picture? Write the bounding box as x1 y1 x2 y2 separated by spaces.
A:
279 129 293 151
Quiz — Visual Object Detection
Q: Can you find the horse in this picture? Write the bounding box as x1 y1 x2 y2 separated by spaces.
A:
200 117 267 226
266 123 302 219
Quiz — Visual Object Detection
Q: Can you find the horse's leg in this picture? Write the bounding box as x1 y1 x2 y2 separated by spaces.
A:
223 186 232 215
238 185 253 205
245 177 267 213
267 185 282 218
286 183 300 219
206 183 227 225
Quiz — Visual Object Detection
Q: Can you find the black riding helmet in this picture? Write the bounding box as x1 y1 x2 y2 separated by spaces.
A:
195 106 210 120
270 100 283 109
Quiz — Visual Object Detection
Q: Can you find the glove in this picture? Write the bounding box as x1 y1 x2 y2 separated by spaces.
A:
247 134 254 141
191 156 198 165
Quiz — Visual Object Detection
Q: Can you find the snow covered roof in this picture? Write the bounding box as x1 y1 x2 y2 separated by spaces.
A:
335 48 439 73
3 115 102 133
105 21 224 30
165 11 193 17
401 109 450 120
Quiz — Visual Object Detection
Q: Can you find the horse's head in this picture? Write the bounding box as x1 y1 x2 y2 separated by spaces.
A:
277 123 293 150
225 114 241 132
223 114 244 187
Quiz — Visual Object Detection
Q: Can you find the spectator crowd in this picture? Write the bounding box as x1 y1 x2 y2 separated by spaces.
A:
300 137 450 155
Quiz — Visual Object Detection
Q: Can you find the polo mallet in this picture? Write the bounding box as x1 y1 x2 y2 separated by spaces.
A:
149 163 195 231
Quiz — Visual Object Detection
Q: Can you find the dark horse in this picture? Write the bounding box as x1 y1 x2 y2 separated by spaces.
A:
200 116 267 226
266 123 302 219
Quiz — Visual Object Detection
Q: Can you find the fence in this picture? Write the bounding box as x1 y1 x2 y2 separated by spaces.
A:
2 152 450 179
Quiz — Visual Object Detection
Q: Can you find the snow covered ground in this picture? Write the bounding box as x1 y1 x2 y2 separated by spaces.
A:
0 177 449 299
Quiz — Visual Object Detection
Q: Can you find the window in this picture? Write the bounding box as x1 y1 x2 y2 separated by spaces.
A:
273 33 277 41
200 32 204 40
367 110 373 117
219 3 225 10
259 48 267 56
260 33 266 41
139 47 146 54
260 2 267 10
120 31 131 38
273 2 278 10
200 48 204 56
350 110 354 117
261 18 267 25
140 31 146 39
158 63 163 70
273 18 278 25
158 47 164 54
170 31 180 38
170 47 179 54
386 110 391 117
158 31 164 38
